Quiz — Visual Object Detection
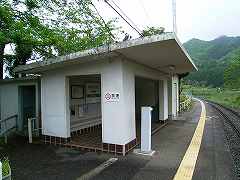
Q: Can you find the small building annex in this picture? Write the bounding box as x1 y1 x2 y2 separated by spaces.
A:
0 33 197 155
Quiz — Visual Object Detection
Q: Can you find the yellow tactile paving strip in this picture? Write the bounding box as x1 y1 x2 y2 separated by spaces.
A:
173 99 206 180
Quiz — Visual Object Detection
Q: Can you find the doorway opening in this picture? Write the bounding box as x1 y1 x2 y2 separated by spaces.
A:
68 75 103 151
19 85 36 133
135 76 161 139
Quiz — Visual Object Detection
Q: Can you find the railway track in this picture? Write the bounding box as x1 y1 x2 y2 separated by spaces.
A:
206 100 240 179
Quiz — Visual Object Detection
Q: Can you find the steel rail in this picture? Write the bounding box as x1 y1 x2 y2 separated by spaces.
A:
206 100 240 138
205 100 240 180
204 99 240 117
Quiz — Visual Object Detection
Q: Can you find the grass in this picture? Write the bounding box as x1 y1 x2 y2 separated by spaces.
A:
0 137 11 177
1 158 10 177
183 85 240 109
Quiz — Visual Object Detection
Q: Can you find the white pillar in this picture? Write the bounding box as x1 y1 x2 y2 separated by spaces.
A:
101 59 136 146
172 75 179 116
168 78 173 117
141 107 153 152
168 75 179 118
172 78 177 117
176 76 179 113
159 80 168 120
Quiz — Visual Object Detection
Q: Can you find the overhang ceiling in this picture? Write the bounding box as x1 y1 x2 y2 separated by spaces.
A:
115 39 196 74
14 33 197 74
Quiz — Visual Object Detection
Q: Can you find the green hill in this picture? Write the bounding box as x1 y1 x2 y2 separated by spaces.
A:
183 36 240 87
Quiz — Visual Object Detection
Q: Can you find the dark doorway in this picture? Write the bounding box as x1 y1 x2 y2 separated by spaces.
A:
135 77 159 137
19 86 36 131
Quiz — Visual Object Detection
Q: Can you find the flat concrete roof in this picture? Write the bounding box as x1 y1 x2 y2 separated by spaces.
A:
14 32 197 74
0 76 39 84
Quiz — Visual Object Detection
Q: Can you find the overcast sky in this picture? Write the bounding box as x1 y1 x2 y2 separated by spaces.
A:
94 0 240 42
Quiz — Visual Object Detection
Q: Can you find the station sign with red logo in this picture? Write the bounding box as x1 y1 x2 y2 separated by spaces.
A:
104 92 120 102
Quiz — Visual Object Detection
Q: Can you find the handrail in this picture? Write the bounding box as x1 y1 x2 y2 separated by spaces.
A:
0 115 18 123
0 114 18 143
28 117 41 132
28 117 41 143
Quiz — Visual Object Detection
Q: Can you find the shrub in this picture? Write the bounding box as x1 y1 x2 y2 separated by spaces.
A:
2 158 10 177
180 94 188 102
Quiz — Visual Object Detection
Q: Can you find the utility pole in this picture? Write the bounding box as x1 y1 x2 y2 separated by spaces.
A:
172 0 177 34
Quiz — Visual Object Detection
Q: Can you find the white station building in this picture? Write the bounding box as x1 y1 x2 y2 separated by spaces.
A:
0 33 197 155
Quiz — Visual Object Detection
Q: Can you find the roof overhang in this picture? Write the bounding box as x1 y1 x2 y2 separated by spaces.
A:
0 76 39 84
14 32 197 74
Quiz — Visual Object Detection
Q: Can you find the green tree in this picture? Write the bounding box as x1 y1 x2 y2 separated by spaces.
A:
183 36 240 87
0 0 118 78
142 26 165 37
224 56 240 89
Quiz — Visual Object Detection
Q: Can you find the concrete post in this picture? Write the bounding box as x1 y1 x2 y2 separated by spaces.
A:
0 161 2 180
28 118 32 143
141 107 153 153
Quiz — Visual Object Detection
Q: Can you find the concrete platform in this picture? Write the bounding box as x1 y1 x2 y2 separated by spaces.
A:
91 102 201 180
91 100 235 180
192 102 235 180
2 100 235 180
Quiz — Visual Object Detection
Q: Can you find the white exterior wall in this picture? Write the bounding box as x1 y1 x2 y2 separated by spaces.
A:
0 81 39 130
41 72 69 137
41 58 169 144
41 59 129 144
0 84 19 121
41 60 102 138
159 80 168 120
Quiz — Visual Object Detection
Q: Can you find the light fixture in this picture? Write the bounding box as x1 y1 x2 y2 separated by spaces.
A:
169 65 176 71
